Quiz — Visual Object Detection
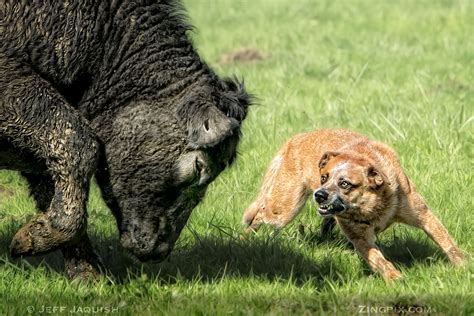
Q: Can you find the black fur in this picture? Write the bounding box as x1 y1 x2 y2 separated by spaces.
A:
0 0 251 277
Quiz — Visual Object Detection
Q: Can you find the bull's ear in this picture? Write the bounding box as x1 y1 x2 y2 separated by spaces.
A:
185 105 239 148
367 165 390 189
318 151 340 169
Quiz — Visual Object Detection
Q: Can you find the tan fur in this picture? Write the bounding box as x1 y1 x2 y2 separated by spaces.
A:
242 128 465 282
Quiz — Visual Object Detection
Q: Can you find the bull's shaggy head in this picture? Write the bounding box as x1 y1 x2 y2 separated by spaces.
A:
95 77 251 261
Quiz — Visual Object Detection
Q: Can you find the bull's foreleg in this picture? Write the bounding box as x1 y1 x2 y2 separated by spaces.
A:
22 173 103 279
1 58 99 258
21 172 55 213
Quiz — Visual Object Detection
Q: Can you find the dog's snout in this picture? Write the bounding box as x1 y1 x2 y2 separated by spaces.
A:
314 189 329 203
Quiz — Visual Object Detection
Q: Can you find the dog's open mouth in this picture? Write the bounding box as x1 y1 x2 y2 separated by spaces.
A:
317 204 333 217
317 202 346 217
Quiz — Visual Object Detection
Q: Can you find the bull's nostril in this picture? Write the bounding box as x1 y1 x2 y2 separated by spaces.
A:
314 190 329 203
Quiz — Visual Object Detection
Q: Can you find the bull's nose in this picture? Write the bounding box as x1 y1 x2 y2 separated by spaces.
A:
120 232 172 263
314 189 329 203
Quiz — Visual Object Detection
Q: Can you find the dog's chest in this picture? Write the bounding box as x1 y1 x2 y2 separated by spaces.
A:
373 211 396 233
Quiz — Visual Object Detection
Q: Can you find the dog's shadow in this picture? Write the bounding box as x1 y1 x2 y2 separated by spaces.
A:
302 224 444 272
0 221 444 284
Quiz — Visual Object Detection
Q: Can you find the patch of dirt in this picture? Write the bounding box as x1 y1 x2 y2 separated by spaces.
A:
435 78 471 92
219 48 270 65
0 185 15 198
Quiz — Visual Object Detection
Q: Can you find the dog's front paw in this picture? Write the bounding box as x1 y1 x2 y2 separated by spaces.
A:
10 214 80 257
383 269 403 283
448 248 468 267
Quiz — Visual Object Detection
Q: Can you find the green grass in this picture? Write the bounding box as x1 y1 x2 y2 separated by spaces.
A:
1 0 473 314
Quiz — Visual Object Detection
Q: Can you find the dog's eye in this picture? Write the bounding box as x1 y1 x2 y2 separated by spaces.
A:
339 180 351 189
320 174 328 184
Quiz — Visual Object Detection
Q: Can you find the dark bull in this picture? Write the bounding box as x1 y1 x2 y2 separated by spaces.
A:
0 0 251 277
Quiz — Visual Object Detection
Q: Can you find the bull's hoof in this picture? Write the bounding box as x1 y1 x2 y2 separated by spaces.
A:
63 238 105 280
9 229 34 257
10 214 79 257
64 256 102 280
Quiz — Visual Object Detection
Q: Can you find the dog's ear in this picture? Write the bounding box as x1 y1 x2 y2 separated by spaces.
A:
367 165 391 189
319 151 340 169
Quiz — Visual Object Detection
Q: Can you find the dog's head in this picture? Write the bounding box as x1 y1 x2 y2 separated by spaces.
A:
313 151 390 218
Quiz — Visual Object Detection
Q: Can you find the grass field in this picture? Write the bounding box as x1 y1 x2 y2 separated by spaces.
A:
1 0 473 314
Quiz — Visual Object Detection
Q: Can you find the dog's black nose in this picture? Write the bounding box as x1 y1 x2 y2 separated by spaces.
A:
314 189 329 203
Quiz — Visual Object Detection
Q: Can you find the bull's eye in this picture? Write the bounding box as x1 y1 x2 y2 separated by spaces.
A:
320 174 328 184
195 157 203 174
203 119 210 132
339 180 352 189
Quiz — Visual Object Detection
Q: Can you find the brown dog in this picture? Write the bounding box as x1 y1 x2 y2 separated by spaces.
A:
242 128 465 281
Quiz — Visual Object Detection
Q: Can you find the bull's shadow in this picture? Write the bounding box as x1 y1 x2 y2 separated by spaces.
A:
0 221 343 286
0 220 442 285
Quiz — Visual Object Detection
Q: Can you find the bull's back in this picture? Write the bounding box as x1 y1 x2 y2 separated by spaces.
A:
1 0 103 85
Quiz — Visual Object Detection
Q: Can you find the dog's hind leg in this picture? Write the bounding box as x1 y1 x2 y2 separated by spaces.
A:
242 152 309 234
242 153 285 234
242 199 266 234
1 57 99 257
